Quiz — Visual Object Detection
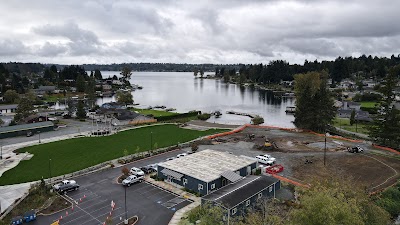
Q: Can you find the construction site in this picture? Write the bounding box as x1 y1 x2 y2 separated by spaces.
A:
202 125 400 193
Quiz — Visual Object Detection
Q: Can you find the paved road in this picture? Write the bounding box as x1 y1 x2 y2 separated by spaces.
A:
31 149 192 225
0 119 100 146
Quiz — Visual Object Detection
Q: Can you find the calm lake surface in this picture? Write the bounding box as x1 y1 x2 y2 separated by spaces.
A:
96 71 295 127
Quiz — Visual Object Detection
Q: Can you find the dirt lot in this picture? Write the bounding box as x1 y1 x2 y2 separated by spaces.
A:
201 127 400 192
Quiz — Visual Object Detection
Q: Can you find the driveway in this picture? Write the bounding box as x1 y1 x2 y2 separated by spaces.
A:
31 149 192 225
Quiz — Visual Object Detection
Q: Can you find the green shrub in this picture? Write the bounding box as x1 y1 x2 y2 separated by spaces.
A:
251 116 264 125
375 184 400 218
197 113 211 120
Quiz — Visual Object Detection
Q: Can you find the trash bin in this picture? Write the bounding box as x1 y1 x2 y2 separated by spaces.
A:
11 216 23 225
23 210 37 222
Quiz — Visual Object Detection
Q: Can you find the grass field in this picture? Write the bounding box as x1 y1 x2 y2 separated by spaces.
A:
333 117 369 134
360 101 379 108
131 108 178 117
0 124 226 185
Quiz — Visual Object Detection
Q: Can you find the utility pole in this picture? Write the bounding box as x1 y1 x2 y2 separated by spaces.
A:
150 132 153 150
324 127 327 166
0 142 2 160
48 158 52 183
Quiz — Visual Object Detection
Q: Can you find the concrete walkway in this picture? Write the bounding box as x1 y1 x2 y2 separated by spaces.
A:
333 126 370 140
0 182 34 214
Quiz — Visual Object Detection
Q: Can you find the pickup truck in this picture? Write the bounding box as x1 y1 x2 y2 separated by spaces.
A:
122 175 144 186
53 180 76 190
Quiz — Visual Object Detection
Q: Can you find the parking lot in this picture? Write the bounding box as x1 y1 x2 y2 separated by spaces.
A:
30 150 192 225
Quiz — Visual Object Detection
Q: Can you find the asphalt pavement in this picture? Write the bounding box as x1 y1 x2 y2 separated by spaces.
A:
31 148 192 225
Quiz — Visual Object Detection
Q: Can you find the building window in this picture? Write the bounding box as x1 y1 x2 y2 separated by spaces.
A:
211 183 215 189
198 184 203 190
183 178 188 185
258 192 262 199
269 186 273 192
246 200 250 206
232 208 237 215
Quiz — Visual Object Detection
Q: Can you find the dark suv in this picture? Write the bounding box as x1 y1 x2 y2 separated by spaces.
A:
56 183 80 194
140 165 156 174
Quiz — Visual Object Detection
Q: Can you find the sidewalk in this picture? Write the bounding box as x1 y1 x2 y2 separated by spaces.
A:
0 182 34 214
144 177 201 225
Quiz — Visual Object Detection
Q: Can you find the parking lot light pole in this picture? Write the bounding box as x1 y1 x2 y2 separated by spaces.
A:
150 132 153 150
124 186 128 224
48 158 52 179
0 142 2 160
38 131 41 143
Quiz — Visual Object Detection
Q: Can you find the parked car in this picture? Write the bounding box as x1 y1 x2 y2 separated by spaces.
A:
26 131 33 137
140 165 156 174
53 180 76 190
130 167 144 176
122 175 144 186
176 153 188 158
166 157 176 161
149 164 158 172
260 154 276 163
255 155 275 166
56 183 80 194
348 145 364 153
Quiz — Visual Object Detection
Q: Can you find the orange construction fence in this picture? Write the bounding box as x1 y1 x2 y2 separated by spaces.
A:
272 174 310 188
372 144 400 155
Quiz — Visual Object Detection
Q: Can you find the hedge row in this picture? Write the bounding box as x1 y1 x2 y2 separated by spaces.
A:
155 111 200 121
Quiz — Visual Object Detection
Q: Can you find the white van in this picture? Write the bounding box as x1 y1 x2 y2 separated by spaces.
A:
255 155 275 165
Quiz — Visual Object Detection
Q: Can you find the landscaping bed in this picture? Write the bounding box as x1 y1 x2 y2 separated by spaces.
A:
0 124 226 185
39 195 70 215
116 216 138 225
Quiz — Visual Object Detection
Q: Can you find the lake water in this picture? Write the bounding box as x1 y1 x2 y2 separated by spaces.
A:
96 71 295 127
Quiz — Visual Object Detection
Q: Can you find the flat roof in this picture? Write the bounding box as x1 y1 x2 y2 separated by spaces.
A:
202 175 279 209
0 121 54 134
158 149 256 182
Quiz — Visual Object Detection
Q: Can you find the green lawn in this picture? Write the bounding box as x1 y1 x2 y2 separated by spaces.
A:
131 108 178 117
0 124 226 185
333 117 369 134
360 101 379 108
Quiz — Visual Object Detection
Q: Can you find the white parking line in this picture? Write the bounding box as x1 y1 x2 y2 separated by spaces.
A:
74 195 102 205
79 207 122 225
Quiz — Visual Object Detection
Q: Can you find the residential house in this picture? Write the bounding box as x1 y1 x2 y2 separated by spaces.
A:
0 104 18 114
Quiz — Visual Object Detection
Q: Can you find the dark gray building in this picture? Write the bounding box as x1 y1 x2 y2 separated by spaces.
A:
0 121 54 139
157 149 258 196
202 175 281 224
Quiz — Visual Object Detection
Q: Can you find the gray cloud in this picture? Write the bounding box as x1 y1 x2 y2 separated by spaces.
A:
0 0 400 64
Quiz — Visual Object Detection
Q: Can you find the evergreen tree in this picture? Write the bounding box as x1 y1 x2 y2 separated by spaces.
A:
85 77 96 109
76 100 86 119
76 74 86 92
94 69 102 80
350 109 356 126
294 71 336 132
369 65 400 149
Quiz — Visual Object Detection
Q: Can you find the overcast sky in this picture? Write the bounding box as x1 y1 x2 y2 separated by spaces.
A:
1 0 400 65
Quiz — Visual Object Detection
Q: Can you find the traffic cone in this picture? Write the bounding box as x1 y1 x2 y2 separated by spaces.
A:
83 194 86 198
80 198 82 202
66 211 68 216
60 215 63 220
71 205 74 211
109 211 112 216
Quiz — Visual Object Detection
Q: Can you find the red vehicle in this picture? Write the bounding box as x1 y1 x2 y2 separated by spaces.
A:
265 164 284 174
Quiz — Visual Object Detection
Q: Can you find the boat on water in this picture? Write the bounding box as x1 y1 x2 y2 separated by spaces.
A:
285 106 295 114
